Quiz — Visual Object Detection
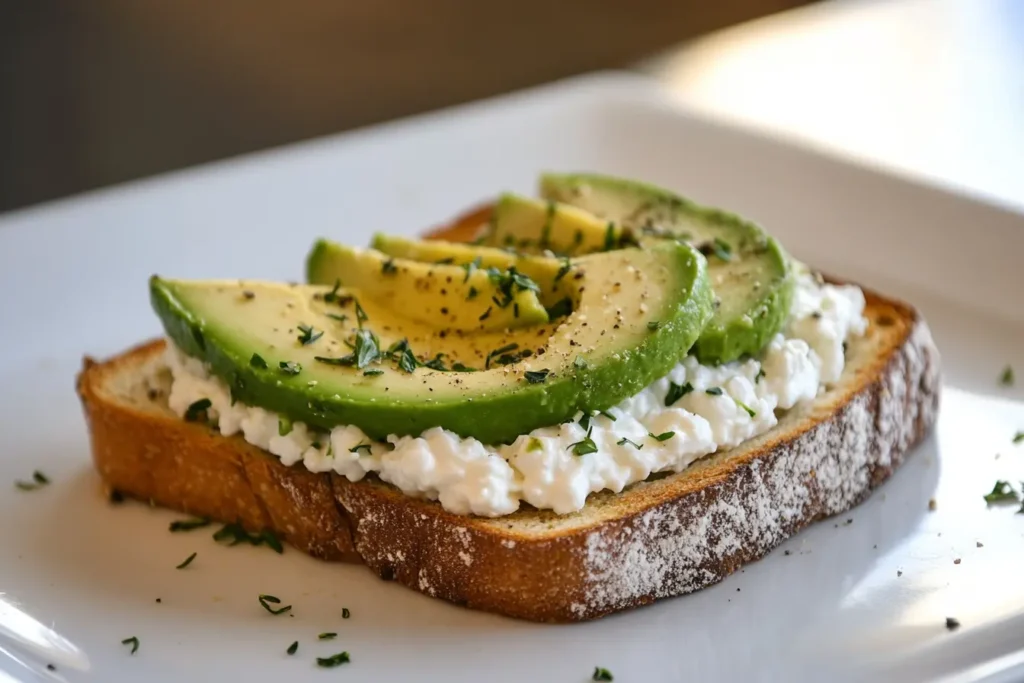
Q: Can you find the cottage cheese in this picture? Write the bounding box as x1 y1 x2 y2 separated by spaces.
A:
165 273 867 517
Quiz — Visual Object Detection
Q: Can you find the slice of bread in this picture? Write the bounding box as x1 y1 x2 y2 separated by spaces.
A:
76 283 939 622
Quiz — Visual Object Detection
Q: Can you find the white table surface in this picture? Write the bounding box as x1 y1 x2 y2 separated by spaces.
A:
643 0 1024 213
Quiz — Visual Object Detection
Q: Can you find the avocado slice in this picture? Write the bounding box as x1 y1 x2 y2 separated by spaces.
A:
368 234 580 313
306 240 549 332
540 173 793 364
481 193 634 255
150 242 713 444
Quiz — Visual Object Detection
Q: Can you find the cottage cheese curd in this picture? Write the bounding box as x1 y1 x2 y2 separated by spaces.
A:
165 273 867 517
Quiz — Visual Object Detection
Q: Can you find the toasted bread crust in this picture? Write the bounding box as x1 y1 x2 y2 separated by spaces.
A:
75 212 941 622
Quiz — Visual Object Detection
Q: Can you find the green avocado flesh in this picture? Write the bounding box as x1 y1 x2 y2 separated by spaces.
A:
539 173 793 364
306 240 550 332
480 193 634 254
367 234 579 311
151 242 713 444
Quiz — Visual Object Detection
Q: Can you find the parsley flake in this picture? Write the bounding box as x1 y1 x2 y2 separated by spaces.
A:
593 667 614 681
169 517 211 532
603 222 617 251
323 279 343 303
1014 431 1024 445
279 360 301 375
342 607 351 619
278 417 293 437
326 312 348 324
452 362 477 372
318 632 337 640
983 480 1019 504
555 258 572 281
287 641 298 656
352 329 381 369
354 299 369 328
461 256 482 283
467 286 479 300
258 594 292 616
616 437 642 450
568 427 598 456
363 368 384 376
296 324 323 346
422 354 449 371
1000 365 1015 387
175 552 197 569
735 399 757 418
121 636 139 655
524 369 550 384
250 353 268 369
349 443 372 455
706 387 724 396
14 470 50 492
381 258 398 275
756 368 766 383
649 431 675 442
184 398 212 422
665 381 694 406
317 652 351 668
486 343 519 369
314 355 355 367
527 437 544 452
647 321 660 331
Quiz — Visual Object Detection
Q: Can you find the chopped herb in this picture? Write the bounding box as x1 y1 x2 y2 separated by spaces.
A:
527 437 544 452
649 431 676 442
169 517 211 532
539 202 556 248
318 632 337 640
175 552 197 569
983 480 1019 504
278 416 293 436
486 343 519 369
478 306 493 322
1013 431 1024 444
398 347 419 373
258 594 292 616
363 368 384 376
593 667 614 681
467 286 479 300
735 399 757 418
647 321 660 331
699 237 732 261
316 652 351 668
260 529 284 554
616 437 642 450
279 360 301 375
945 617 960 631
287 641 298 656
999 365 1014 386
524 369 550 384
349 443 372 455
545 296 573 320
315 354 355 367
352 329 381 369
705 387 724 396
574 355 588 370
486 267 540 308
121 636 139 655
434 257 455 265
184 398 212 422
323 279 343 303
212 523 283 553
342 607 351 619
461 256 482 283
665 381 694 406
296 324 323 346
555 258 573 281
600 410 617 421
326 312 348 324
568 427 598 456
578 412 592 431
422 354 449 371
354 299 369 328
452 362 477 372
756 368 766 383
381 258 397 275
250 353 268 369
602 222 617 251
14 470 50 491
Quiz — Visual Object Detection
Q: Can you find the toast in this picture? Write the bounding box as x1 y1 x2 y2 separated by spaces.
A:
76 213 941 622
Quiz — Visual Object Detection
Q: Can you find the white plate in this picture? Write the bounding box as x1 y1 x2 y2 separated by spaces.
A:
0 71 1022 683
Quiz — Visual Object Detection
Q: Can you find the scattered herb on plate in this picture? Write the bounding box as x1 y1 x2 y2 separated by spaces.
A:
287 641 298 656
258 594 292 616
342 607 351 619
318 632 337 640
983 480 1019 504
317 652 351 668
121 636 139 655
175 552 197 569
14 470 49 492
999 365 1014 387
593 666 614 681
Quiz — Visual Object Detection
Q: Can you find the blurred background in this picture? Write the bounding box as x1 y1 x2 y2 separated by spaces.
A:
1 0 1021 215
